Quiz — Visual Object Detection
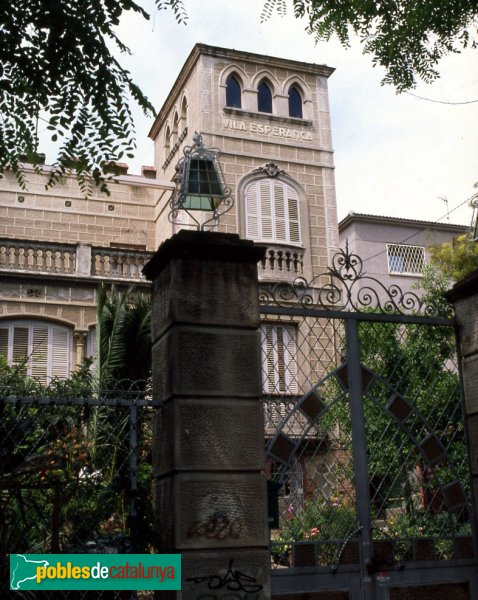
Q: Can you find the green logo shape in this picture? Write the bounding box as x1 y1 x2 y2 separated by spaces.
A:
10 554 181 591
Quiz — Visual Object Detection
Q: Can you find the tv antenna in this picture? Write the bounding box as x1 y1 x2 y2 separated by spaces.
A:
439 196 450 222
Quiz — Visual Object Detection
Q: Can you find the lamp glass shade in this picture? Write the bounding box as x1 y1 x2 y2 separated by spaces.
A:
180 158 223 211
180 195 222 211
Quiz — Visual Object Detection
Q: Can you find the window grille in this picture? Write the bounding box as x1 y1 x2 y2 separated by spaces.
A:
245 178 301 245
261 323 298 395
0 320 71 384
387 244 425 275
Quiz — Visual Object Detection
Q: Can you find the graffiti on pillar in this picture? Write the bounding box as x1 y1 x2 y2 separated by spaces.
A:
186 559 263 593
187 514 243 540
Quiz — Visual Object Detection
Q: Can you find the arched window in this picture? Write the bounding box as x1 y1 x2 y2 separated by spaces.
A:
0 320 72 384
181 96 187 122
172 112 179 144
245 178 301 245
288 86 303 118
165 126 171 152
226 74 242 109
257 80 272 113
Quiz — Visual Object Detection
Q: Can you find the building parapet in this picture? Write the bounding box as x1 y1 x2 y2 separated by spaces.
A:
0 239 152 283
0 238 305 284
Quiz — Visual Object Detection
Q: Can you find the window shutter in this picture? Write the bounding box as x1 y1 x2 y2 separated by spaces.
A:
259 179 273 241
12 326 29 376
50 326 70 380
283 326 298 393
261 324 275 394
273 181 287 242
88 327 97 358
287 189 301 244
245 181 260 240
244 179 301 245
0 320 71 384
276 326 285 392
0 326 9 361
261 323 298 395
31 323 49 382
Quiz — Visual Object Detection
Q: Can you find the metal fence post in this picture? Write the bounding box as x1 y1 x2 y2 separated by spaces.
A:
345 317 374 600
129 401 138 553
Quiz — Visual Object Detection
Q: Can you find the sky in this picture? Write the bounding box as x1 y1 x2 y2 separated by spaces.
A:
42 0 478 227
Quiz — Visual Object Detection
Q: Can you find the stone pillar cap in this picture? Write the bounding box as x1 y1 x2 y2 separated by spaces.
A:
143 230 266 280
444 268 478 302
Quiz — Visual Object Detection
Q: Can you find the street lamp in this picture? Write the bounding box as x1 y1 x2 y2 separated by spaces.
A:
169 132 233 231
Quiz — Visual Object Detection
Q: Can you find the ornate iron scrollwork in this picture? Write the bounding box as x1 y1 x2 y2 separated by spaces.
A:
259 241 452 317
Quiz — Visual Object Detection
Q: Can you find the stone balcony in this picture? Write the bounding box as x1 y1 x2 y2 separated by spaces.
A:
0 239 152 283
0 238 304 284
257 243 304 282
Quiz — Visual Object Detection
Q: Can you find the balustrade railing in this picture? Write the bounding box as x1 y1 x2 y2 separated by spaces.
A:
258 244 304 281
91 249 150 280
0 239 152 282
0 241 76 274
1 239 304 283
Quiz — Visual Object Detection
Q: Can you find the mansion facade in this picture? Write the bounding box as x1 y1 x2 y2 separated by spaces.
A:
0 44 339 386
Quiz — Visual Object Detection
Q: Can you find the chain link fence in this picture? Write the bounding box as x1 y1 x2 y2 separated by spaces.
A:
1 381 155 599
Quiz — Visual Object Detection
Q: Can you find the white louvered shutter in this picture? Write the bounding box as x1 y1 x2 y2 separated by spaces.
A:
0 320 71 384
0 326 9 361
12 326 29 376
273 181 287 242
31 323 49 382
259 179 273 241
261 324 298 395
276 325 286 392
50 326 70 380
283 325 298 393
245 179 301 245
245 181 260 240
88 327 97 358
287 188 301 244
261 324 275 394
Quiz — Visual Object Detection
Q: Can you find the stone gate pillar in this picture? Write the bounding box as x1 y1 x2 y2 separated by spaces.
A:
446 269 478 539
143 230 269 600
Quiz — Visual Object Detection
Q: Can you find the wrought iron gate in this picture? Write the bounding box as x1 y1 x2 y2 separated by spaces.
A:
260 246 478 600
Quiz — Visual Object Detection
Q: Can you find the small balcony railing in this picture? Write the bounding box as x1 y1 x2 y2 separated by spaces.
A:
0 240 76 274
91 248 150 280
257 244 304 282
0 239 152 282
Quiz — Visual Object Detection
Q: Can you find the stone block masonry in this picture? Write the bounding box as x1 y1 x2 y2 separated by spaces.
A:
144 230 270 600
446 269 478 551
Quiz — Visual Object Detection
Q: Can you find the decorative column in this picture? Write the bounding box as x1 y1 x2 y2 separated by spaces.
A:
446 269 478 543
143 230 269 600
73 331 87 367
